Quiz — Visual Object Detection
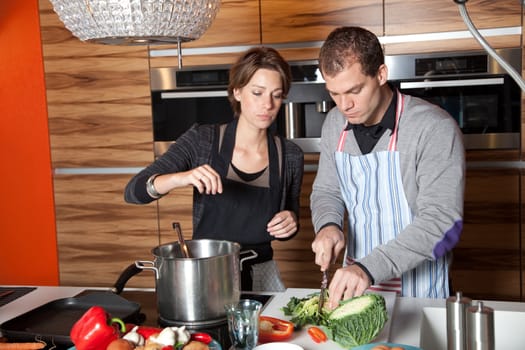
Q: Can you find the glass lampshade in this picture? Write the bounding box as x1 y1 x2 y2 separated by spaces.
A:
49 0 222 45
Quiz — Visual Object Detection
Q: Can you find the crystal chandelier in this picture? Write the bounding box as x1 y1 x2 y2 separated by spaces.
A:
49 0 221 45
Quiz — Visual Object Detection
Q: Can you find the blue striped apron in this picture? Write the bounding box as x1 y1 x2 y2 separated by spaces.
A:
334 91 449 298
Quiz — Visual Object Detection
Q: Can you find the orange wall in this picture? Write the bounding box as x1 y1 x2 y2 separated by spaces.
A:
0 1 59 285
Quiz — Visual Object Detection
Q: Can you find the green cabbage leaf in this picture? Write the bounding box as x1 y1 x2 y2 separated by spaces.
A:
326 293 388 348
281 292 388 348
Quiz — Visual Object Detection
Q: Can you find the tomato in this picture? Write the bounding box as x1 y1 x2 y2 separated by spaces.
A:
190 332 213 344
258 316 294 343
307 326 327 343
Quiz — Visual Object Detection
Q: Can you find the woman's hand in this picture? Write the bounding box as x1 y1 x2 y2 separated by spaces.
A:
267 210 298 239
186 164 222 194
155 165 222 195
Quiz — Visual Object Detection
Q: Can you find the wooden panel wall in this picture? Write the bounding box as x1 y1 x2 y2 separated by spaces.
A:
384 0 522 54
450 169 521 301
40 0 153 168
181 0 260 48
385 0 522 35
53 175 158 288
40 0 159 288
260 0 382 44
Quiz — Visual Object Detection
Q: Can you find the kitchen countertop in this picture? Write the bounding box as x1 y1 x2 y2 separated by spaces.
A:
2 286 525 349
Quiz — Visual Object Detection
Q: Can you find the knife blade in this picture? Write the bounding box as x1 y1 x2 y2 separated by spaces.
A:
317 270 328 314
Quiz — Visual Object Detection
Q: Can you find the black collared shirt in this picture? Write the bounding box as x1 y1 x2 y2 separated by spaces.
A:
345 87 397 154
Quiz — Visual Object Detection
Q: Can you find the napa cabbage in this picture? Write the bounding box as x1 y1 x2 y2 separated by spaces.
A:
326 293 388 348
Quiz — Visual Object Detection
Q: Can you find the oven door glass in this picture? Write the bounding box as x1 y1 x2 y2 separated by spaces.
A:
394 75 520 135
152 90 234 141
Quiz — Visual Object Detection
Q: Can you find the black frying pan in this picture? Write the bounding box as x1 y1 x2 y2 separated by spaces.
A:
0 291 142 349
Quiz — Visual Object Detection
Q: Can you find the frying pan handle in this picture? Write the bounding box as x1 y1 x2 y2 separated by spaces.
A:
239 249 258 271
111 262 144 294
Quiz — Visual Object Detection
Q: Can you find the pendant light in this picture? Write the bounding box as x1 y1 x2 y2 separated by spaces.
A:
49 0 221 67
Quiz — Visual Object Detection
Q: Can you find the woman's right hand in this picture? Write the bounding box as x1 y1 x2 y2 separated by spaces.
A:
184 164 223 195
154 165 222 196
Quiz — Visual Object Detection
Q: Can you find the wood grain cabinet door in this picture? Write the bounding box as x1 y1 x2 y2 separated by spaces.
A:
182 0 260 48
53 174 159 288
385 0 522 35
260 0 382 45
384 0 522 53
450 168 521 301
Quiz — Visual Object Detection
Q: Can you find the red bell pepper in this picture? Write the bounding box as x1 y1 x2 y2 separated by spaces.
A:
307 326 327 343
258 316 294 343
70 306 126 350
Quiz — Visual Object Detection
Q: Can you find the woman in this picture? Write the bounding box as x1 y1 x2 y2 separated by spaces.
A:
124 46 304 291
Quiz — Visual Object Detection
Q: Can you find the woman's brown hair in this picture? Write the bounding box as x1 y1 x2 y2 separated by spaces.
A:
228 46 292 117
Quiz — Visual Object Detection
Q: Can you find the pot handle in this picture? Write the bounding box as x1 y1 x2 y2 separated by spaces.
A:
239 249 258 271
111 262 144 294
135 260 159 279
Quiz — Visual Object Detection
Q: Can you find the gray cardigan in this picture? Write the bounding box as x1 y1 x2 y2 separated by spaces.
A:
310 93 465 284
125 123 304 233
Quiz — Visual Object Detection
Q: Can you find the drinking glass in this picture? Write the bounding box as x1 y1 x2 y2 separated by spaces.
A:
225 299 263 350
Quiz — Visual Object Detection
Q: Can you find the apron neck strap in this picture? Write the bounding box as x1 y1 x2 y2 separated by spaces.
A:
337 90 405 152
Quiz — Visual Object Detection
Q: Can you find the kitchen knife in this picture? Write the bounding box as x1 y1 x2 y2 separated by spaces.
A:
317 270 328 314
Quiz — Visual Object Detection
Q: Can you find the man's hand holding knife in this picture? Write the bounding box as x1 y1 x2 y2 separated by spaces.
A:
312 225 371 308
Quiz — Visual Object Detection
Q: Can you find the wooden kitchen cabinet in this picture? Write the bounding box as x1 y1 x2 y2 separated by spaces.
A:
157 187 195 245
384 0 522 54
272 171 320 289
40 0 153 168
260 0 382 45
149 0 260 67
181 0 260 48
450 168 521 301
40 0 161 287
385 0 521 35
53 174 159 288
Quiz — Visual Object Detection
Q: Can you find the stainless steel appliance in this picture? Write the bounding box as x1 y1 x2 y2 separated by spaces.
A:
150 65 233 157
150 62 333 155
151 48 521 154
387 48 521 150
278 64 333 153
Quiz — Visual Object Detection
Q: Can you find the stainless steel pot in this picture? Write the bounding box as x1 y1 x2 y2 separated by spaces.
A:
135 239 256 323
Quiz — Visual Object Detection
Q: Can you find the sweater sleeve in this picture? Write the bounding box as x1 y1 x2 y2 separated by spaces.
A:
123 123 212 204
310 109 347 233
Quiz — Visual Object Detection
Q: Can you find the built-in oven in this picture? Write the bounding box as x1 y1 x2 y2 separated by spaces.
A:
151 48 521 154
150 65 233 156
387 48 521 150
150 62 333 156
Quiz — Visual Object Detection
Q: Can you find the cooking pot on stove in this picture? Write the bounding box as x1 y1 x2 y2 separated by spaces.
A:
114 239 257 324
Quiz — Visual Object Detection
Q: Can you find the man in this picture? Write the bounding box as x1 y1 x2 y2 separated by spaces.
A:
311 26 465 307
